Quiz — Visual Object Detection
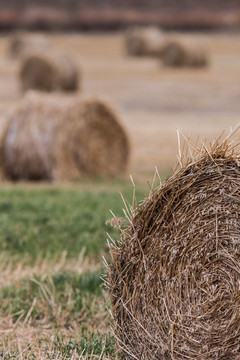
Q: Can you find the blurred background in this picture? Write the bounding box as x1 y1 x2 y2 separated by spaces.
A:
1 0 240 30
0 1 240 358
0 0 240 179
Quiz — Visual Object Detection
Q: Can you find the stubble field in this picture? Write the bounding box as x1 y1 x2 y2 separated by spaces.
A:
0 30 239 358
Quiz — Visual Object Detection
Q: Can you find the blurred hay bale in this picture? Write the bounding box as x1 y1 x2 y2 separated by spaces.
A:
125 26 165 57
108 138 240 359
162 37 209 67
19 53 79 93
0 116 10 181
8 32 49 59
1 92 130 180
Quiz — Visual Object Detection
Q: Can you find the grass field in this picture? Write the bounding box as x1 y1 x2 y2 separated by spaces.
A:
0 179 151 359
0 31 240 175
0 29 239 358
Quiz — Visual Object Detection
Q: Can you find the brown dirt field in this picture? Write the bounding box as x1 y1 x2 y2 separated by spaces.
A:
0 31 240 182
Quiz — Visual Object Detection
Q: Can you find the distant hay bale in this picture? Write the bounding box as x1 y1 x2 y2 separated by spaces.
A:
108 138 240 359
0 116 10 181
125 26 165 57
1 92 130 180
8 32 49 59
162 37 209 67
19 53 79 93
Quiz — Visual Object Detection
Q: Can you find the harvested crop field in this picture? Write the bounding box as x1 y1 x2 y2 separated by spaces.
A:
0 30 240 359
0 182 148 359
0 31 240 179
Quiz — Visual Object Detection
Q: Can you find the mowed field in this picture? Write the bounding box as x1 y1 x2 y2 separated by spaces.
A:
0 186 147 359
0 31 240 176
0 31 240 358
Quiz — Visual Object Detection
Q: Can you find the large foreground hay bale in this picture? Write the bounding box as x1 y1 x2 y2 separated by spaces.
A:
125 26 165 57
162 37 209 67
8 32 49 59
1 92 130 180
19 53 79 92
108 139 240 359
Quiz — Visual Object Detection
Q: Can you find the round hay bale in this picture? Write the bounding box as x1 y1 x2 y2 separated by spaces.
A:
0 116 11 181
108 139 240 359
162 37 209 67
125 26 165 57
8 32 49 59
1 92 130 180
19 53 79 93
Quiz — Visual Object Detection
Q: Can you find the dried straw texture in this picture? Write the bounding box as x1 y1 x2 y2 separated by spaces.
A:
125 26 165 57
8 32 49 59
162 38 209 67
108 139 240 359
2 92 130 180
19 53 79 92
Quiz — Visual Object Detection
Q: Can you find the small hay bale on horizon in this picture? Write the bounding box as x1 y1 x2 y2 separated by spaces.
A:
162 37 209 67
108 137 240 359
1 92 130 181
8 31 49 59
19 52 79 93
125 26 165 57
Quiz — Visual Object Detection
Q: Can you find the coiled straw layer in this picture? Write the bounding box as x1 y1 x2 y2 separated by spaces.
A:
19 53 79 92
125 26 165 57
8 32 49 59
162 38 209 67
108 135 240 359
1 92 130 180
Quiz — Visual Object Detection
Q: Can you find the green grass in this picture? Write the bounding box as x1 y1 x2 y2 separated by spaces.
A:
54 331 116 357
0 186 146 262
2 332 116 359
1 268 105 318
0 181 150 358
0 266 117 359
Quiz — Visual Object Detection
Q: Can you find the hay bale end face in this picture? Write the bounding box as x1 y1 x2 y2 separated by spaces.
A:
125 26 165 57
1 92 130 180
19 53 79 93
108 140 240 359
162 38 209 67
